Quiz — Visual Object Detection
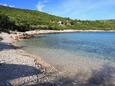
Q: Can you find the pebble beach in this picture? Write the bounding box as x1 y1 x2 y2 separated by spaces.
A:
0 32 59 86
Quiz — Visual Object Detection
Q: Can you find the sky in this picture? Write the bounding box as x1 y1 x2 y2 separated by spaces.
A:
0 0 115 20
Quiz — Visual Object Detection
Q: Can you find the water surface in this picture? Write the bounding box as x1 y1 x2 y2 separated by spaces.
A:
17 32 115 74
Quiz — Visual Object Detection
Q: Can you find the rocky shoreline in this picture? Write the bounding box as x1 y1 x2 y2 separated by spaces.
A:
10 30 115 40
0 32 60 86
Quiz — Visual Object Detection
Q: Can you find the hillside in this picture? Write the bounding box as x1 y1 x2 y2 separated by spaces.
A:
0 5 115 32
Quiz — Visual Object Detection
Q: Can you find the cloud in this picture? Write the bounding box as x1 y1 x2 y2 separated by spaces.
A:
0 3 15 7
36 2 45 11
36 0 48 11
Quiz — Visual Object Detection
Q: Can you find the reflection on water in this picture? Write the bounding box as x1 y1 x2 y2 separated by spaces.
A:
17 32 115 72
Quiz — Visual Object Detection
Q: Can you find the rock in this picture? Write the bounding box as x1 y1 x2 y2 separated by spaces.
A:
0 37 3 41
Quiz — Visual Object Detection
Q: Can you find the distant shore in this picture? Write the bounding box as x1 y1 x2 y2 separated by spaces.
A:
10 29 115 40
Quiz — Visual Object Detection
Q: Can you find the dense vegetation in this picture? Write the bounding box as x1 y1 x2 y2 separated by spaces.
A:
0 5 115 32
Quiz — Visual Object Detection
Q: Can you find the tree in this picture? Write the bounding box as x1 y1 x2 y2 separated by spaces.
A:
0 14 9 32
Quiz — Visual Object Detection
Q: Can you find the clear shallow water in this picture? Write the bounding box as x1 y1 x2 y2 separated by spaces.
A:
17 32 115 73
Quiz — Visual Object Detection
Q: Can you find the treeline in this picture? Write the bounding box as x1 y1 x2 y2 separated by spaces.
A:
0 13 35 32
0 5 115 32
0 13 59 32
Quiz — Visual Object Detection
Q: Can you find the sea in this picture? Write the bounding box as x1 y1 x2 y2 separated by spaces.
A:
17 32 115 74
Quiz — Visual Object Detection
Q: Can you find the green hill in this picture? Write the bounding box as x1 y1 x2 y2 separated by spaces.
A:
0 5 115 32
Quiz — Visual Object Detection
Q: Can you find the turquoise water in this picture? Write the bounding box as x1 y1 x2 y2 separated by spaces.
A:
18 32 115 72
